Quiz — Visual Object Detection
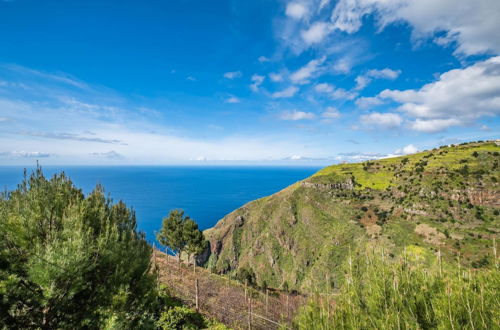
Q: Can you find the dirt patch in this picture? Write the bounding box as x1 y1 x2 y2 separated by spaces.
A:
414 224 446 245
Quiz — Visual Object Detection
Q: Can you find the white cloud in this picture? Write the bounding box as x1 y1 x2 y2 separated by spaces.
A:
395 144 418 155
379 56 500 131
367 68 401 80
330 0 500 56
355 68 401 90
314 82 334 93
280 110 316 120
332 56 353 74
271 86 299 98
186 76 196 81
286 2 309 20
290 56 326 84
360 112 403 128
0 151 52 158
355 96 384 108
331 88 357 100
301 22 330 44
223 71 242 79
409 118 462 133
319 0 330 10
314 82 357 100
250 74 265 92
269 72 284 82
91 150 123 159
258 56 270 63
322 106 341 119
225 96 241 103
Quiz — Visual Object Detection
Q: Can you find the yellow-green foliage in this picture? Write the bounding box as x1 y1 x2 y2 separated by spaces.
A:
294 246 500 329
311 141 499 190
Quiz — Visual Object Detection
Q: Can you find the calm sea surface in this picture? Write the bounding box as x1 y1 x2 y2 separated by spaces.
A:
0 166 320 242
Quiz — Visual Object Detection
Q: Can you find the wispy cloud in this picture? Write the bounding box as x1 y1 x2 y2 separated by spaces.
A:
290 57 325 84
271 86 298 98
250 74 265 92
91 150 124 159
354 68 401 90
17 131 127 145
225 95 241 103
0 150 52 158
223 71 242 79
279 110 316 121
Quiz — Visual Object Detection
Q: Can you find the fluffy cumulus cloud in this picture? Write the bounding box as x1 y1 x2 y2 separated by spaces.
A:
278 0 500 58
360 112 402 128
271 86 299 98
330 0 500 56
280 110 316 120
301 22 331 44
286 2 309 20
395 144 418 155
379 56 500 131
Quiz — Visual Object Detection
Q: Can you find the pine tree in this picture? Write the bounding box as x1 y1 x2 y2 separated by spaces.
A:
156 209 187 264
0 167 158 329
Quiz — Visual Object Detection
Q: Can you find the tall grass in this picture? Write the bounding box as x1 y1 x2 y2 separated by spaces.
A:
294 245 500 329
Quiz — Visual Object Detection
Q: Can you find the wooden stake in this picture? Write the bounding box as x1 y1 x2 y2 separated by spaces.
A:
265 288 269 313
245 279 248 302
493 238 498 270
286 293 290 321
326 274 330 322
247 296 252 330
195 279 199 311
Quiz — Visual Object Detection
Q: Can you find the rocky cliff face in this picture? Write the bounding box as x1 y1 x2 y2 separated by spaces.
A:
203 141 500 292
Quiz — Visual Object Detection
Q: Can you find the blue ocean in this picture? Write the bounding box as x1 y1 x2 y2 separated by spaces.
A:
0 166 320 242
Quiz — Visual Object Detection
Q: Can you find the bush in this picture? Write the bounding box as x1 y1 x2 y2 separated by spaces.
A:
156 306 205 329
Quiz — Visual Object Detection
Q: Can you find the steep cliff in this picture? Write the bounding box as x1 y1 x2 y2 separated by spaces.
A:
203 141 500 292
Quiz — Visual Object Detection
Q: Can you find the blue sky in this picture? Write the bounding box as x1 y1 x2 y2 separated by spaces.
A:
0 0 499 165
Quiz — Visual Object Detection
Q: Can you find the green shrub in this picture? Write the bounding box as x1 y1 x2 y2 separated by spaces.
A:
156 306 205 329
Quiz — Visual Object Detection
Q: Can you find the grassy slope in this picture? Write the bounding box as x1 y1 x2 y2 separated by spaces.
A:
204 141 500 292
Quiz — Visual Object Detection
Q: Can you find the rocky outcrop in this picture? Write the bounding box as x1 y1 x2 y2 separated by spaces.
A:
301 179 354 191
442 188 500 207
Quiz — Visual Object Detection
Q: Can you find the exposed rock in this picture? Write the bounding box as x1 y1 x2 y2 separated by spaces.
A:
234 215 245 227
195 242 211 266
301 179 354 191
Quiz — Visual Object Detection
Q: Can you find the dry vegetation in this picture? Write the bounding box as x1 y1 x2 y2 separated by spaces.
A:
153 251 306 329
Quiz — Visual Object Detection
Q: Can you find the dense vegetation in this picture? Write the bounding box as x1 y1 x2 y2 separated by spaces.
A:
294 245 499 329
0 168 218 329
204 141 500 292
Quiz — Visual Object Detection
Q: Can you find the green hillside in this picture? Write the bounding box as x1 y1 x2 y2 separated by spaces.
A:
203 141 500 292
